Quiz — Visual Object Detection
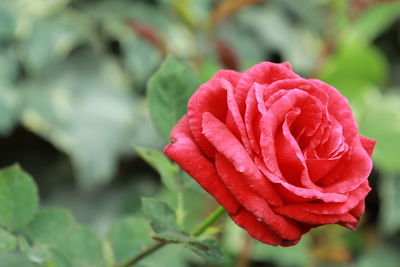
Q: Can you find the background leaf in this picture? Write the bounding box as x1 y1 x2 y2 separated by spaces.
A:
0 165 38 230
188 239 225 264
348 2 400 42
319 41 388 100
356 90 400 172
134 146 180 191
378 173 400 235
0 252 35 267
147 56 200 139
107 216 152 263
54 225 108 267
142 198 181 233
23 208 74 245
18 237 52 264
20 51 161 189
0 228 16 253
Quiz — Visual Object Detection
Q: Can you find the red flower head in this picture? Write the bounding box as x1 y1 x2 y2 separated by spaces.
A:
164 62 375 246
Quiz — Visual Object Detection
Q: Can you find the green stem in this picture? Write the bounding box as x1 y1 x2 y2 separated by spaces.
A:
176 171 185 226
116 242 167 267
191 206 226 237
116 206 226 267
176 190 185 226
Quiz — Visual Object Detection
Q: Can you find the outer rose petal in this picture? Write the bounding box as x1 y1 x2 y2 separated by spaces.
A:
188 70 241 158
272 205 358 225
202 112 282 206
230 208 283 246
359 135 376 157
163 116 240 214
215 153 303 241
276 181 370 215
340 200 366 229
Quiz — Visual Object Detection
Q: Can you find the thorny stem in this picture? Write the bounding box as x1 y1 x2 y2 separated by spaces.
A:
116 206 226 267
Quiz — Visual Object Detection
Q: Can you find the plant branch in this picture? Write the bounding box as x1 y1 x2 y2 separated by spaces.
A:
115 242 167 267
116 206 226 267
191 206 226 237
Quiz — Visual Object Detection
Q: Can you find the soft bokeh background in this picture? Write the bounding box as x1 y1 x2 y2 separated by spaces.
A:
1 0 400 266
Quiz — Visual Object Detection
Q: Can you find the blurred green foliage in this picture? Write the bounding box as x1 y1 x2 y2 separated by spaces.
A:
1 0 400 266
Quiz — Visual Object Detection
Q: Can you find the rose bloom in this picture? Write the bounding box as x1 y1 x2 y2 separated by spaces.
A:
164 62 375 246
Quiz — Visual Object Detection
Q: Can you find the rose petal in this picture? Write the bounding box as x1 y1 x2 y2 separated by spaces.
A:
306 156 341 183
276 108 322 190
215 153 303 241
309 79 359 143
244 85 262 154
230 208 283 246
188 70 241 158
259 89 327 189
235 62 299 115
266 79 329 106
340 200 365 229
255 157 348 203
273 205 358 225
349 199 365 219
164 116 240 213
316 115 347 158
276 181 370 215
223 79 253 155
253 80 331 155
321 136 373 193
359 135 376 157
202 112 282 205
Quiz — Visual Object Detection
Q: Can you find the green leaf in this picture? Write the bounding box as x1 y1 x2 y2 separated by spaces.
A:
348 2 400 42
319 40 388 100
0 227 16 253
188 239 225 264
142 198 181 233
0 8 15 41
378 173 400 235
0 82 20 135
356 90 400 172
107 216 152 263
55 225 107 267
24 208 74 245
0 252 35 267
18 236 52 264
134 146 180 191
20 10 91 76
0 165 39 230
43 249 69 267
355 247 400 267
152 232 206 250
152 232 225 264
21 51 162 189
147 56 200 139
139 244 189 267
237 5 317 72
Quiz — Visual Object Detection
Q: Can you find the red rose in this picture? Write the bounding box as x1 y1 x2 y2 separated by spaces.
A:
164 62 375 246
